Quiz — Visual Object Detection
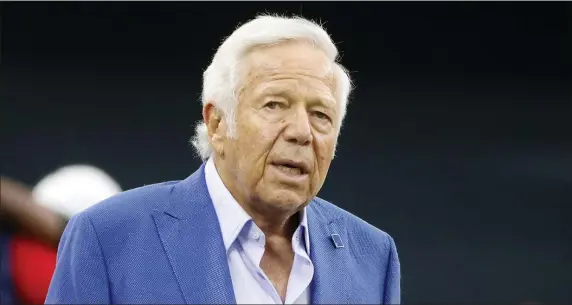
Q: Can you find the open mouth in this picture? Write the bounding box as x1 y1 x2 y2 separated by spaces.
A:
272 160 309 176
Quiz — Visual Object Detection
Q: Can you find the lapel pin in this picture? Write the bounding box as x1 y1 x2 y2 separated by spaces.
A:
330 233 345 248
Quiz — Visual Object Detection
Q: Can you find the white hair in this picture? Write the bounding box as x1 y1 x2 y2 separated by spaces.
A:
191 14 353 161
32 164 122 218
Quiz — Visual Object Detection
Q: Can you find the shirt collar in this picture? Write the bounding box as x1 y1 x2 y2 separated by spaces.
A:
204 158 310 254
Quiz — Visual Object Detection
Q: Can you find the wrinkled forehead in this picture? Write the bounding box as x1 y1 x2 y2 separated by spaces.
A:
241 41 337 90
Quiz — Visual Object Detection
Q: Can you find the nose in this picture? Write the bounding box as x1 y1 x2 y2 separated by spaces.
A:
283 106 312 146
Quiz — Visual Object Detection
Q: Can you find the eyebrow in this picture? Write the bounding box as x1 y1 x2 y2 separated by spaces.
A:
258 86 336 108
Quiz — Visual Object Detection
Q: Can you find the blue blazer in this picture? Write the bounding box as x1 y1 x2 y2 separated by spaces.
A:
46 164 401 304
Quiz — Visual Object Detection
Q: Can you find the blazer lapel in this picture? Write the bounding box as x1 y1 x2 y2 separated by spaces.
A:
308 200 356 304
152 164 236 304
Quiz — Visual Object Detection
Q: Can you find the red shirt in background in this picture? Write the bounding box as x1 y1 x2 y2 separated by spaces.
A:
9 235 57 304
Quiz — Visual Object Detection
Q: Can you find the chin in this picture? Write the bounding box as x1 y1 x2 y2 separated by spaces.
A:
262 189 309 211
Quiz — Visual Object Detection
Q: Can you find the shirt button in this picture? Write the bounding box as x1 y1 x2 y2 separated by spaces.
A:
252 231 260 240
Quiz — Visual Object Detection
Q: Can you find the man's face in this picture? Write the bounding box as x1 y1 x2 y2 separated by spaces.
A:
215 41 339 213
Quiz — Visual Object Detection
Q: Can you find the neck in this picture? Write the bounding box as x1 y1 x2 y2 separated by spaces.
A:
248 205 301 239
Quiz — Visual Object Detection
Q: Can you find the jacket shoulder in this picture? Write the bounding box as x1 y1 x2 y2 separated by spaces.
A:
79 180 180 232
312 197 396 254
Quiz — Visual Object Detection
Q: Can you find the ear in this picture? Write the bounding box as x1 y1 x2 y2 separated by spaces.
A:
203 103 226 157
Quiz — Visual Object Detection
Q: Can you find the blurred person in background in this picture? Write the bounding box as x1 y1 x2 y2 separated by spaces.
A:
46 15 401 305
1 165 121 304
1 176 66 305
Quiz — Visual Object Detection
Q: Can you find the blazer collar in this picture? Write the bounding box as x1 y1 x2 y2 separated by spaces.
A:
154 163 356 304
153 163 236 304
307 199 355 303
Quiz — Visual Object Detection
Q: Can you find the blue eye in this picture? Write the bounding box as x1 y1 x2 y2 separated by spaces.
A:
265 101 282 109
314 111 330 121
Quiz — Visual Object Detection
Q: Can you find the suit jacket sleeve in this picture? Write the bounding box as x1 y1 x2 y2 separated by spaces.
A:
383 235 401 304
45 213 111 304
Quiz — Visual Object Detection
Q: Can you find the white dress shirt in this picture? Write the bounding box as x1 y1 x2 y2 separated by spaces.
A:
204 158 314 304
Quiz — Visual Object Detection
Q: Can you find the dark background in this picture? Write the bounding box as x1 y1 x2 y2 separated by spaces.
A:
1 2 571 303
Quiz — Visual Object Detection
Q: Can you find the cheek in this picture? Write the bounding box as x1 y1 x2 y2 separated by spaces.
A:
313 133 337 161
239 108 280 137
234 119 282 180
235 116 273 153
311 136 335 183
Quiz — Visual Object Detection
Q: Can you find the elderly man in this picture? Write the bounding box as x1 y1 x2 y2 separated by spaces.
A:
46 15 401 304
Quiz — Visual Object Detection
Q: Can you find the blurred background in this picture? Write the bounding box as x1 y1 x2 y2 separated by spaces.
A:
1 1 571 304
